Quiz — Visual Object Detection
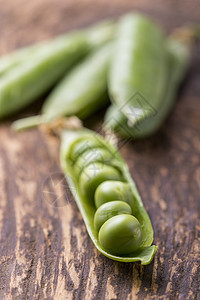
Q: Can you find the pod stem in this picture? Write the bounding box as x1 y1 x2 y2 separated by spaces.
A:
12 115 83 136
12 115 43 131
40 116 83 136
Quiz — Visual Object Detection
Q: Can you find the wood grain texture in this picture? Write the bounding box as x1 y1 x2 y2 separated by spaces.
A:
0 1 200 299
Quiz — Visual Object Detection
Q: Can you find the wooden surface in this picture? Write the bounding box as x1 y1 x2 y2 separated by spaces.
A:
0 1 200 299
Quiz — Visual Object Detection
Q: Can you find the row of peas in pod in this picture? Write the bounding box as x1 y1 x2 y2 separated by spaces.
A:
60 128 157 264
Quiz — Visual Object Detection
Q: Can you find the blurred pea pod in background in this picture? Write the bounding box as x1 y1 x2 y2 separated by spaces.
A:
0 20 115 119
11 13 192 142
12 43 112 131
104 38 190 139
108 14 168 127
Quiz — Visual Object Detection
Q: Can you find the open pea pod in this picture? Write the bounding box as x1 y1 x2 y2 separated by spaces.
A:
60 128 157 264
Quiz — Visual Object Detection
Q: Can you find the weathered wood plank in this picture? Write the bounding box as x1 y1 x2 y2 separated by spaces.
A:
0 1 200 299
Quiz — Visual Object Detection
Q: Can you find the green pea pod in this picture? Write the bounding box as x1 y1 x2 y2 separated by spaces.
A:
41 43 112 120
108 13 168 126
104 38 189 139
60 128 157 264
12 43 113 131
0 21 115 119
0 41 49 77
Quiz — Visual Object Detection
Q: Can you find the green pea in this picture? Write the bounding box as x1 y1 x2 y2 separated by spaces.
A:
74 147 114 175
94 201 132 231
70 138 102 163
79 162 122 202
99 214 143 255
95 180 132 208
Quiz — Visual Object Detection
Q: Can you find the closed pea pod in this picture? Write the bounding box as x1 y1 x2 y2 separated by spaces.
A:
42 43 112 121
0 41 48 77
60 128 157 264
0 21 114 119
104 38 190 138
12 43 113 131
0 33 87 118
108 13 168 126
